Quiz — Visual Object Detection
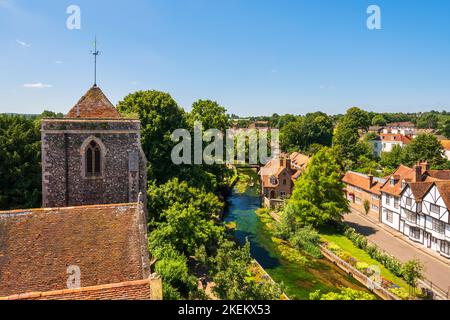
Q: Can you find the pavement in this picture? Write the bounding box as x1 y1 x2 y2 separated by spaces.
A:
344 210 450 296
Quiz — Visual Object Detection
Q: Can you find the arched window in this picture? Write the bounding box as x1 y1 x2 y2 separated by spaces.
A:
86 141 102 176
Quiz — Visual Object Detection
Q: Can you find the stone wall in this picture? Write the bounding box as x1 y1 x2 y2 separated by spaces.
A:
41 119 147 208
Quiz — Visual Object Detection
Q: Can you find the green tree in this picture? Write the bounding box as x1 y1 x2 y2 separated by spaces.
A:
401 259 424 298
152 244 198 300
402 134 446 168
363 200 370 215
0 115 41 210
440 118 450 138
116 90 186 183
284 147 349 227
188 99 229 132
149 203 225 256
380 144 405 170
212 239 283 300
280 112 333 153
147 178 223 221
332 107 373 170
372 115 387 126
310 288 376 300
416 113 439 129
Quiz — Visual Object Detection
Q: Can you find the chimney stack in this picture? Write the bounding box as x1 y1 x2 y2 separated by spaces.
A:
368 174 374 189
420 161 430 173
413 163 422 183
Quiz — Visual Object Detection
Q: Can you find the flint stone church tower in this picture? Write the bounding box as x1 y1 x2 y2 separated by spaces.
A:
41 85 147 208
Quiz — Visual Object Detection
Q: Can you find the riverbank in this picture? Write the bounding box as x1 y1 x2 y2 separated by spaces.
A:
224 168 372 300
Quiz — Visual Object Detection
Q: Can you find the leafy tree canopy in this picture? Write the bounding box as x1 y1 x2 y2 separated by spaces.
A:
0 115 41 210
284 147 349 227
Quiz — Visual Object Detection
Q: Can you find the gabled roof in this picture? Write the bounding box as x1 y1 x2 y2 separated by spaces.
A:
435 181 450 209
343 171 385 195
425 170 450 181
259 156 300 188
405 182 434 202
380 133 412 144
380 165 416 195
66 86 122 119
290 152 310 170
0 203 150 297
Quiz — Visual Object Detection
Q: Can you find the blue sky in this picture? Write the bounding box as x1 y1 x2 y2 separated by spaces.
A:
1 0 450 116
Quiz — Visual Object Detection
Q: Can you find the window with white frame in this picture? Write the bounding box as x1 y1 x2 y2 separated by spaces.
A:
386 196 391 205
386 210 393 223
371 204 379 212
409 227 420 240
440 241 450 256
406 197 412 207
355 197 362 204
394 197 400 209
372 194 379 200
430 204 440 214
432 218 445 234
405 210 417 224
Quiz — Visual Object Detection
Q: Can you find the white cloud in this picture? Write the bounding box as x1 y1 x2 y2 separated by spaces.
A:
16 40 31 47
23 82 53 89
130 81 140 85
55 60 63 64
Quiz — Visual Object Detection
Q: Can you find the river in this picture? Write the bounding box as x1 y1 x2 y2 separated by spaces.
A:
224 168 369 300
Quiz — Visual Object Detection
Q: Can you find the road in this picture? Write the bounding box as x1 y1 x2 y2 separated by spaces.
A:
344 211 450 296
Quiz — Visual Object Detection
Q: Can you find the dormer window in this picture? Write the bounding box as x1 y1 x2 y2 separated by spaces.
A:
402 181 407 189
390 177 395 186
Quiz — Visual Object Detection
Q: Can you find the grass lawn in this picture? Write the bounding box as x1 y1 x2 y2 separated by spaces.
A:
319 225 409 291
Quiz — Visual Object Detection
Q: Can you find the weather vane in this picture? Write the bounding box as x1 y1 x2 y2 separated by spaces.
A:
91 37 100 86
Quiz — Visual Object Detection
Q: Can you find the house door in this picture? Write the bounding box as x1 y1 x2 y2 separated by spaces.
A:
424 232 432 248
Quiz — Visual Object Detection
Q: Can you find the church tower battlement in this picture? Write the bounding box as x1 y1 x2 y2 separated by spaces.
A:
41 85 147 208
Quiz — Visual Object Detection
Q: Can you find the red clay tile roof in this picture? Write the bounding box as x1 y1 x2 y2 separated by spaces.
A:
342 171 385 195
66 86 122 119
406 182 434 202
260 154 305 188
380 165 416 196
290 152 310 170
426 170 450 181
380 133 412 144
435 181 450 209
0 278 161 300
0 203 150 297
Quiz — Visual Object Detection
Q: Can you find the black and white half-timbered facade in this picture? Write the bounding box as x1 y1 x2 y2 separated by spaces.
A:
400 182 450 258
379 163 450 259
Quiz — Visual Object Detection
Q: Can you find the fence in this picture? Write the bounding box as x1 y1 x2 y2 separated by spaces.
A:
320 244 401 300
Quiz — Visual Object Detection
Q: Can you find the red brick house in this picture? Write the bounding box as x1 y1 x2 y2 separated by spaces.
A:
343 171 386 221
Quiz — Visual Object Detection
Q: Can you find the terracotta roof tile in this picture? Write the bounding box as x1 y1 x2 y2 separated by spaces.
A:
406 182 434 202
0 203 149 297
65 86 122 119
0 278 161 300
342 171 385 195
435 181 450 209
380 165 416 195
